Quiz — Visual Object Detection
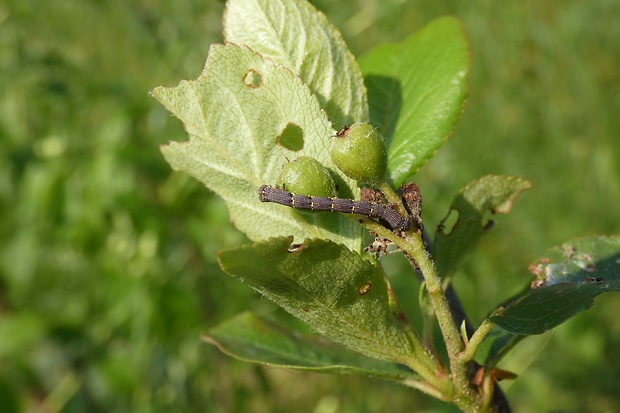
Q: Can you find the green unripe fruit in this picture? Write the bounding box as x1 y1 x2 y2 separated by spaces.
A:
330 123 387 184
276 156 337 197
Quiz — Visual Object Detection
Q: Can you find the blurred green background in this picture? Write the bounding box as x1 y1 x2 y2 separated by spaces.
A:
1 0 619 412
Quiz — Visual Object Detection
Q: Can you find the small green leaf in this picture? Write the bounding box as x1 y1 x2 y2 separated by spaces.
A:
433 175 532 277
491 235 620 335
151 44 361 250
217 237 416 364
203 312 416 380
358 17 469 186
224 0 368 129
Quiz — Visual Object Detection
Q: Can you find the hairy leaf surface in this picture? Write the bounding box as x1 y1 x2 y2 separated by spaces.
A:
217 237 417 364
224 0 368 129
152 45 361 250
204 312 416 380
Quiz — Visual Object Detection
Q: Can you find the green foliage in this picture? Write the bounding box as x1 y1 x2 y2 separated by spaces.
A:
3 0 620 412
0 1 239 412
358 17 469 186
492 235 620 335
224 0 368 130
153 0 620 412
434 175 533 277
152 30 362 251
153 1 620 411
205 312 417 380
217 238 416 364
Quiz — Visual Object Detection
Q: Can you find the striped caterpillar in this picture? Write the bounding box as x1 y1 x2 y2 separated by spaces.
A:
258 185 410 231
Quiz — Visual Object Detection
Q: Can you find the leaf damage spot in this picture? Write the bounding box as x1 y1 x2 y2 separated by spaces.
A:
529 258 550 288
492 235 620 334
530 246 603 289
561 244 577 259
574 253 596 272
357 282 372 295
363 236 394 260
243 69 262 88
277 122 304 151
585 277 603 283
530 277 546 289
287 240 306 253
437 208 460 235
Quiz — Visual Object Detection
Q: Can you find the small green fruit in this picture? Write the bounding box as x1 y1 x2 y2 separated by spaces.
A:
330 123 387 184
276 156 337 197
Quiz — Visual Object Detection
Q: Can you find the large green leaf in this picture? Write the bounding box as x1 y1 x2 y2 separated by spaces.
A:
491 235 620 335
433 175 532 277
224 0 368 129
358 17 469 186
203 312 416 380
151 45 361 250
217 237 417 364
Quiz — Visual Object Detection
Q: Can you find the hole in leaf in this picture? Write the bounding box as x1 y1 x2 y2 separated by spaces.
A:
287 241 305 253
438 208 460 235
243 70 262 88
277 122 304 151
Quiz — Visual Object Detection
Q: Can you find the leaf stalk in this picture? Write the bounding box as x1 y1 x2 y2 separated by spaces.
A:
357 216 484 411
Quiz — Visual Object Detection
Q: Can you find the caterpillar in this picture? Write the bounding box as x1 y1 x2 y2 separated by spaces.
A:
258 185 410 231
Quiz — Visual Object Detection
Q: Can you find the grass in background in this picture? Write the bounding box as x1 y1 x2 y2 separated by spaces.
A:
1 0 618 412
